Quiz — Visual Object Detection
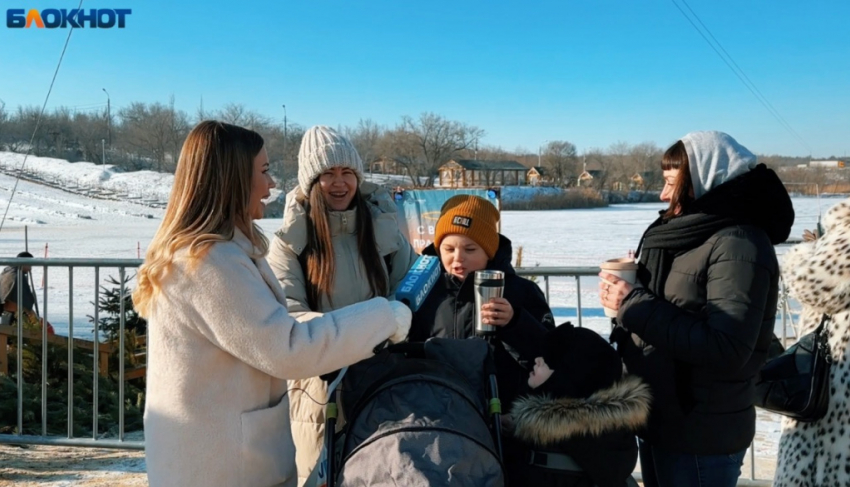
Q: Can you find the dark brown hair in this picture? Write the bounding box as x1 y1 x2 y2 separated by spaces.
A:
661 140 694 219
303 185 388 310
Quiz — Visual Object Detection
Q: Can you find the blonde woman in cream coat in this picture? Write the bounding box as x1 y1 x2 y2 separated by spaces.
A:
134 121 410 487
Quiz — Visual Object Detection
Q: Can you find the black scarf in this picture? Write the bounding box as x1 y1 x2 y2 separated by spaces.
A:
632 164 794 413
635 163 794 295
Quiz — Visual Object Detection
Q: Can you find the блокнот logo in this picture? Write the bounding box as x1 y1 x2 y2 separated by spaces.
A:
6 8 131 28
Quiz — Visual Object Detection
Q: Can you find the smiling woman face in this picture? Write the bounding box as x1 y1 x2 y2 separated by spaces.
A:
249 147 275 220
318 167 358 211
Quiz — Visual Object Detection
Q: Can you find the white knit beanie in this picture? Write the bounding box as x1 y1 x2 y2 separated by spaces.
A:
297 125 364 196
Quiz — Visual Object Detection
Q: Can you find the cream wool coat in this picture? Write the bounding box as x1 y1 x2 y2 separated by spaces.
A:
267 182 415 485
143 229 397 487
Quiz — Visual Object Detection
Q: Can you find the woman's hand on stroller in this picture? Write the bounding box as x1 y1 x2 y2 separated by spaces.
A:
388 301 412 344
481 298 514 326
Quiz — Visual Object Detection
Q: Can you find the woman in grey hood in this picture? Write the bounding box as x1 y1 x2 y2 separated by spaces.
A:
598 131 794 487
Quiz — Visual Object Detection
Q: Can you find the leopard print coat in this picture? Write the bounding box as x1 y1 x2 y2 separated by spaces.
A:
774 197 850 487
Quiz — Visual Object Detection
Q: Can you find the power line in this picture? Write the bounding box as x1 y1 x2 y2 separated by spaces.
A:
670 0 812 155
54 102 108 110
0 0 83 233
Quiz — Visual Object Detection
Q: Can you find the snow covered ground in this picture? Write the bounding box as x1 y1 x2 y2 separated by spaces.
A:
1 151 832 339
0 151 842 482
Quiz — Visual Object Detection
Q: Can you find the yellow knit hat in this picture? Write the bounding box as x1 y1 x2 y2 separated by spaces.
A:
434 195 500 259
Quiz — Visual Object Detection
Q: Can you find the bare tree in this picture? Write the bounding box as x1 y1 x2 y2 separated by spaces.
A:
605 141 635 190
213 103 273 132
344 119 384 173
542 140 578 186
216 103 247 126
118 98 189 172
73 111 110 164
378 127 422 185
0 100 7 150
628 142 662 191
382 113 483 187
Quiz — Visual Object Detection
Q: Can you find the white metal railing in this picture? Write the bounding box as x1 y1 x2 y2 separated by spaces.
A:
0 257 144 450
0 258 791 484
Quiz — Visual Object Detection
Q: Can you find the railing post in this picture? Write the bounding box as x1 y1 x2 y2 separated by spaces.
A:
781 279 788 345
575 275 583 328
42 268 48 436
750 441 756 479
93 266 100 440
16 268 24 436
543 276 550 302
68 267 74 439
119 266 126 441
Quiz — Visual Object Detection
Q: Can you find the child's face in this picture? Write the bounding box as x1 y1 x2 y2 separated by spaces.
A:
438 234 489 281
528 357 554 389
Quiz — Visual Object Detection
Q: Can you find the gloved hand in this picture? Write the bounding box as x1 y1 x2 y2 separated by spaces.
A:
387 301 412 344
609 324 641 359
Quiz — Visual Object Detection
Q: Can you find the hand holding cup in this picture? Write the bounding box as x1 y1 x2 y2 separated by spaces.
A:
598 258 638 317
480 297 514 326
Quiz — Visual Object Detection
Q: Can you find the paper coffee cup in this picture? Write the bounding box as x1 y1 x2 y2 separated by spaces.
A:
599 258 638 318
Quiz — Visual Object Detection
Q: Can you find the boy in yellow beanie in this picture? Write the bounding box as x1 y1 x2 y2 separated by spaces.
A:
409 194 555 409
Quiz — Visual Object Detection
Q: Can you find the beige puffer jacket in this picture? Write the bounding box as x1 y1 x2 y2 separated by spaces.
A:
267 182 416 486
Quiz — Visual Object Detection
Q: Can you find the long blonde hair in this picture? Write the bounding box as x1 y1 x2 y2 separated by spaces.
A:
133 121 267 318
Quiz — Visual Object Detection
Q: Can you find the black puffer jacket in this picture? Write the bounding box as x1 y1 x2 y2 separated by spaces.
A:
619 225 780 455
0 266 35 311
410 235 555 406
616 165 794 455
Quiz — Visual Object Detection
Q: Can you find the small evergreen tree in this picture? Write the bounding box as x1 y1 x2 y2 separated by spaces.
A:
88 273 146 340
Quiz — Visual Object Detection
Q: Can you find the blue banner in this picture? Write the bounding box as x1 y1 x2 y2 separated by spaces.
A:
393 188 500 254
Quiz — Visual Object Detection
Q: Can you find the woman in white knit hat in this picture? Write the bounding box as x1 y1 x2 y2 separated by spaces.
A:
267 125 416 485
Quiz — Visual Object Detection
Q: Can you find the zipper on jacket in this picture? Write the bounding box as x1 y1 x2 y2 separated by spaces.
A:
453 297 461 339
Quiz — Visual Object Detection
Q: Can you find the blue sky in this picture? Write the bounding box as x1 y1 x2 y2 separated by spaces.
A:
1 0 848 158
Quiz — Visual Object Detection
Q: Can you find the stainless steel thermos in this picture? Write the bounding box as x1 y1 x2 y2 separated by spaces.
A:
474 270 505 336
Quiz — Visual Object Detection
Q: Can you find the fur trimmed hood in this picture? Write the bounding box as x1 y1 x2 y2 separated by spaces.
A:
510 375 651 446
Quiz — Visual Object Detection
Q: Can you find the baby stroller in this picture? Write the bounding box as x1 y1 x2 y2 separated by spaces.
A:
320 338 506 487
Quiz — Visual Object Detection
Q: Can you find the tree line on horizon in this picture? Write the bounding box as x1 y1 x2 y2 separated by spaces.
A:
0 99 827 192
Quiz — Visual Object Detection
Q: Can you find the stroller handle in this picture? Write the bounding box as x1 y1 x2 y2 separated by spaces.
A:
384 341 427 358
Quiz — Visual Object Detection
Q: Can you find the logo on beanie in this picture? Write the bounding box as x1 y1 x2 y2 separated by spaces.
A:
451 216 472 228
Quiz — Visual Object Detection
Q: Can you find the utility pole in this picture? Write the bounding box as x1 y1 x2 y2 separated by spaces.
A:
537 140 549 167
102 88 111 146
282 104 287 193
102 139 106 165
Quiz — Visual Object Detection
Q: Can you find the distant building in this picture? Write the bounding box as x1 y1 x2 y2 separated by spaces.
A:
577 160 604 187
629 171 656 190
810 160 846 168
527 166 550 186
369 157 405 175
438 159 528 187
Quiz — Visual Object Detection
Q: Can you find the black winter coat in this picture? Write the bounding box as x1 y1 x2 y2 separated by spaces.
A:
618 224 780 455
507 376 650 487
0 267 35 311
409 235 555 407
